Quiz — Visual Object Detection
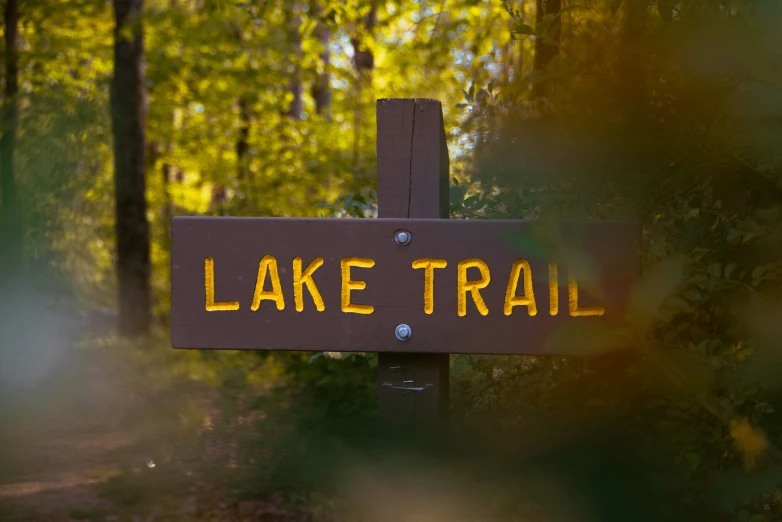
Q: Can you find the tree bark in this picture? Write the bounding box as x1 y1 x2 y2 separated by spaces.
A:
285 2 303 119
350 0 376 174
236 98 250 179
0 0 21 278
311 16 332 118
351 1 376 77
232 21 252 186
111 0 152 337
532 0 560 97
161 162 172 235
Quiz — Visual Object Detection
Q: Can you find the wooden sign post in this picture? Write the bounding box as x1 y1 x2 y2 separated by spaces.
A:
376 99 450 432
171 98 640 433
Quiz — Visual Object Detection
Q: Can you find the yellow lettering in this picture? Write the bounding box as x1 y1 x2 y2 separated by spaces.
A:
568 275 605 317
251 255 285 311
549 263 559 316
411 258 448 314
341 257 375 314
293 257 325 312
457 258 490 316
204 257 240 311
504 259 537 316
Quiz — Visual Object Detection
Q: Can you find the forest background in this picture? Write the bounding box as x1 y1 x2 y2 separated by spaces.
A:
1 0 782 520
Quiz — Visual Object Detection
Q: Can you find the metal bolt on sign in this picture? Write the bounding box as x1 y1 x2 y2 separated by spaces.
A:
395 323 412 341
394 230 412 245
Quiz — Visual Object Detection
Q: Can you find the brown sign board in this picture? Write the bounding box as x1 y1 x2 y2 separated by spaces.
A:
171 216 639 355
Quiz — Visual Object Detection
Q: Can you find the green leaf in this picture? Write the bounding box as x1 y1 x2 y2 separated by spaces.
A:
727 228 743 244
724 263 738 279
450 184 467 203
752 265 769 280
511 23 536 37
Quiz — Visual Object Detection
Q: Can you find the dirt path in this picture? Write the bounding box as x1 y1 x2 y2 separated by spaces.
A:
0 339 321 522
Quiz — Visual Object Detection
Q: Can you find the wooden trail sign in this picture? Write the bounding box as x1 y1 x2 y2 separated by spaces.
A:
171 98 639 429
171 217 638 354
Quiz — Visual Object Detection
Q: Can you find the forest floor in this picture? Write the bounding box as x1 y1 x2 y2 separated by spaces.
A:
0 334 332 522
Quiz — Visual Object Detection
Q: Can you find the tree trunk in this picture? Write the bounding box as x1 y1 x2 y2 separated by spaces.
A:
311 2 332 119
111 0 151 337
351 1 376 77
312 25 332 118
0 0 21 278
232 21 252 190
533 0 560 97
285 2 303 119
350 0 376 174
236 98 250 179
161 160 172 255
209 184 227 215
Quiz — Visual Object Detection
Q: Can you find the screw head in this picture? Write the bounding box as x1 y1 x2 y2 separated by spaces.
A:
394 230 412 245
395 323 412 341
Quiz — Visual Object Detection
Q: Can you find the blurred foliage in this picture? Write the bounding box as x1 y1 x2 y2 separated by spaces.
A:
3 0 782 519
444 0 782 519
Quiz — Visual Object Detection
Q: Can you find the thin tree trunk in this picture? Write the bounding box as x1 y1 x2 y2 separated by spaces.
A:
237 98 250 179
160 158 172 327
232 22 252 193
161 163 172 248
0 0 21 278
111 0 151 337
146 140 171 327
285 2 303 119
350 0 376 175
532 0 560 97
210 184 226 214
147 140 172 281
351 2 376 76
311 3 332 119
157 112 175 248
